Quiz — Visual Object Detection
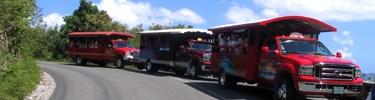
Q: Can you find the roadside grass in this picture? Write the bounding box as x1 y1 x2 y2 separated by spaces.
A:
0 58 41 100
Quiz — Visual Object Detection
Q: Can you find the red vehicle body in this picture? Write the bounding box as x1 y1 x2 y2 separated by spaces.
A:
208 16 363 99
68 32 139 68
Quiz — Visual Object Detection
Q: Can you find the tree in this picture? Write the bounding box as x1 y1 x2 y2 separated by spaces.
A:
127 24 144 48
111 21 129 32
0 0 38 58
148 23 164 30
61 0 112 34
148 23 194 30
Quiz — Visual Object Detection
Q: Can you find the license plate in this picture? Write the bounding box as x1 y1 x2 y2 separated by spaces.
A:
333 86 344 94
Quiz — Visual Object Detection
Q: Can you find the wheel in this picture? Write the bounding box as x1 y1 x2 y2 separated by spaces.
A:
274 74 304 100
115 57 124 69
218 70 237 89
98 61 107 67
189 63 201 79
145 61 158 72
76 57 87 66
136 63 144 70
174 70 185 76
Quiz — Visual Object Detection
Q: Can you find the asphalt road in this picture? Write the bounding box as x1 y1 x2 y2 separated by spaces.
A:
39 62 335 100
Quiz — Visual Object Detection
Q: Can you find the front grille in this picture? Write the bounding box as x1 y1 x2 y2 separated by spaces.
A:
131 52 139 59
314 63 354 80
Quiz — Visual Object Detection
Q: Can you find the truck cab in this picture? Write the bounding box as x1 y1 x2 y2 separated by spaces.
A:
209 16 363 99
68 32 139 69
138 29 212 78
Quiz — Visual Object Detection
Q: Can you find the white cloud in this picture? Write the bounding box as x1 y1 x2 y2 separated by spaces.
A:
332 31 354 46
332 31 355 60
253 0 375 22
96 0 205 27
336 47 353 59
43 13 65 27
225 0 375 23
225 3 260 23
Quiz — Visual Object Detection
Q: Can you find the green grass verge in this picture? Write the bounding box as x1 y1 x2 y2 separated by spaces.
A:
0 58 41 100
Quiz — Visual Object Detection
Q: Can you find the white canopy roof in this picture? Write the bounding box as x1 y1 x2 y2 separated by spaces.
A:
139 29 212 34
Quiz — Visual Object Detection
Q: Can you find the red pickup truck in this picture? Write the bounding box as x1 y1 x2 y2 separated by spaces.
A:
209 16 363 99
68 32 139 69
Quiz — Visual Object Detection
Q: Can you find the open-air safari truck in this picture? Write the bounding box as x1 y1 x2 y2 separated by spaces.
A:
208 16 363 100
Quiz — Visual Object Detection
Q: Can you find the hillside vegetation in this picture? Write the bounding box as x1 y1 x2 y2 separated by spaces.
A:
0 0 193 99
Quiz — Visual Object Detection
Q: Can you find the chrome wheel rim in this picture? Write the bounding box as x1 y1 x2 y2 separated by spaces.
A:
146 62 151 71
190 65 196 76
77 57 81 64
278 82 287 100
117 59 122 67
220 72 225 85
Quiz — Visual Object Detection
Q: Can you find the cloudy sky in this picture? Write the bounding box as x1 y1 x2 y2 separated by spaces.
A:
38 0 375 73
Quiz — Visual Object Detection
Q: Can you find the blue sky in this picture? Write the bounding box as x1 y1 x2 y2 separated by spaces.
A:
37 0 375 73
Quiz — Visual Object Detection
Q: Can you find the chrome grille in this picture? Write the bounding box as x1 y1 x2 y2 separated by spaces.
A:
131 52 139 59
314 63 354 80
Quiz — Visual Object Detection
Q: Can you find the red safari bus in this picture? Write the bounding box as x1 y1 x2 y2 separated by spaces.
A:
209 16 363 99
68 32 140 69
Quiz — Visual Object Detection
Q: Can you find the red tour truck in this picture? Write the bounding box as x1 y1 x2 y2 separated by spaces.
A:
68 32 140 69
209 16 363 99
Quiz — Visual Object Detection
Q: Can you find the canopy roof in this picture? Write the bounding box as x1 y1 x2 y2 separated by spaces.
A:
139 29 212 35
68 32 135 38
209 16 336 33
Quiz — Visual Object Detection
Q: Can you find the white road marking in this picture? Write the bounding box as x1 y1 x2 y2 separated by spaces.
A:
168 76 189 83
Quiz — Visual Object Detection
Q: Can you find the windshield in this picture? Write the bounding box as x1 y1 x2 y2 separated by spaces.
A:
191 42 212 51
114 41 135 48
280 39 332 56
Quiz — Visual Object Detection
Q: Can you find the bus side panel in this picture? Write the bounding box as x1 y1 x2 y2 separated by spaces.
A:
244 45 260 82
210 50 221 73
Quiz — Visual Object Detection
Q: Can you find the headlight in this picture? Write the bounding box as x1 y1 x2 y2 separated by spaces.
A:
355 68 361 78
299 66 314 76
125 52 131 57
202 54 211 62
124 52 133 59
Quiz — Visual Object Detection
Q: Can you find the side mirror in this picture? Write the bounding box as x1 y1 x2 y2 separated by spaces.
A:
262 46 269 53
262 46 279 57
336 52 342 58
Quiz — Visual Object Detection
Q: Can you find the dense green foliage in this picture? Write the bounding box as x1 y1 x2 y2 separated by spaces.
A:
61 0 112 34
0 0 194 99
0 0 41 99
0 58 40 100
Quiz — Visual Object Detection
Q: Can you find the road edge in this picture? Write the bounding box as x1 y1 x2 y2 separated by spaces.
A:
25 71 56 100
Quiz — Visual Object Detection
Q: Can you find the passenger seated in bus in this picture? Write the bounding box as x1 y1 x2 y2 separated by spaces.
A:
241 37 249 55
219 34 228 53
219 34 228 46
228 34 241 54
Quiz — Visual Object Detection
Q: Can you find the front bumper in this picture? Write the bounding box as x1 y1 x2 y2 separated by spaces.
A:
201 62 211 72
298 82 362 95
123 56 138 64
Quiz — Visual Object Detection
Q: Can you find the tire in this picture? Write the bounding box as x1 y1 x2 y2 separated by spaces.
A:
115 57 124 69
98 61 107 67
145 61 158 72
218 70 237 89
274 74 304 100
189 63 201 79
76 57 87 66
